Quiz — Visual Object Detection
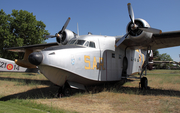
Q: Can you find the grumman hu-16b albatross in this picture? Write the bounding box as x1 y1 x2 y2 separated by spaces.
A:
5 3 180 96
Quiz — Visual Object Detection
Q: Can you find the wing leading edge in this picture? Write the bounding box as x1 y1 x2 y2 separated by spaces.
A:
4 42 58 68
150 30 180 50
118 30 180 50
4 42 58 52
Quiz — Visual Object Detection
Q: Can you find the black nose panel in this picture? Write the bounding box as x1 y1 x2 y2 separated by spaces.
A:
28 52 43 66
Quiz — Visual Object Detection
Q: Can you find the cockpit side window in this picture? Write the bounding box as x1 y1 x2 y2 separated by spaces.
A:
89 41 96 48
68 39 77 45
68 39 96 48
84 41 89 47
76 40 86 45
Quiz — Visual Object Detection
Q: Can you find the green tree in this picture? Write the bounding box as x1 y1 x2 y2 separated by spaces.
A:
153 49 160 60
0 9 49 60
159 53 173 69
159 53 173 61
152 50 173 69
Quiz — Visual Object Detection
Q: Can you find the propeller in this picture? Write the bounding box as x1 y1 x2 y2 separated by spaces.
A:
115 3 162 47
45 17 71 43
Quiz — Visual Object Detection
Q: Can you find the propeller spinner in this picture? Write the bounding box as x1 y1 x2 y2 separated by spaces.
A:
115 3 162 47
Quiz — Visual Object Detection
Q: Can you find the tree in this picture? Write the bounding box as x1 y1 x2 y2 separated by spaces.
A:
159 53 173 61
159 53 173 69
153 49 173 69
153 49 160 60
0 9 49 60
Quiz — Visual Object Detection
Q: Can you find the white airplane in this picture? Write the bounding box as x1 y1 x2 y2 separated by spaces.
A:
4 3 180 96
0 57 38 73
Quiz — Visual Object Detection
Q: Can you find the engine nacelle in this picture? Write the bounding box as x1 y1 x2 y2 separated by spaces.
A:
126 18 153 43
56 29 75 45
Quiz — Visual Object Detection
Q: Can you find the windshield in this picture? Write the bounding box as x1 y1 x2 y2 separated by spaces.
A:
68 39 76 44
67 39 96 48
68 39 85 45
75 40 85 45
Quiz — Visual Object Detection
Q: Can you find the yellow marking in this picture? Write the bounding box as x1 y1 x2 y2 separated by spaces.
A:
130 72 139 75
136 49 139 52
139 54 141 62
142 53 145 67
84 56 90 70
99 57 105 70
84 55 105 70
93 57 97 69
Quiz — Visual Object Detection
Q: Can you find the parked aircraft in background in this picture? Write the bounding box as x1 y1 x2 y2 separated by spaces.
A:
4 3 180 96
0 57 38 73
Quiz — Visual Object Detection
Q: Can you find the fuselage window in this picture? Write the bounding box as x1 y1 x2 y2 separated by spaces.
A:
112 53 115 58
89 41 96 48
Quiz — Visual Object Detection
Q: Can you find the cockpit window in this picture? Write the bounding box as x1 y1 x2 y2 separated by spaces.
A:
84 41 96 48
68 39 76 44
84 41 89 47
75 40 86 45
89 41 96 48
68 39 96 48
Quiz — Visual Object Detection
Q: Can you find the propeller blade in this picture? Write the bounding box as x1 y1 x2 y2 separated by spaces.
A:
115 32 129 47
138 27 162 34
45 35 56 38
59 17 71 34
127 3 135 24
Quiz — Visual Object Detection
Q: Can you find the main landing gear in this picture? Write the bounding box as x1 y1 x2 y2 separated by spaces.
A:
122 46 150 90
56 82 72 98
139 47 152 90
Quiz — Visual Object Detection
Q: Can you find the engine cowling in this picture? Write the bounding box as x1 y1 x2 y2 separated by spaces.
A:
126 18 153 43
56 29 75 45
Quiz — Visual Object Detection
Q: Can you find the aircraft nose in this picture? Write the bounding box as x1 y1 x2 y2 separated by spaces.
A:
28 52 43 66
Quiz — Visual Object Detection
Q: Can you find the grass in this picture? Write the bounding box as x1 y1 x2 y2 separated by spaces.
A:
0 99 73 113
0 70 180 112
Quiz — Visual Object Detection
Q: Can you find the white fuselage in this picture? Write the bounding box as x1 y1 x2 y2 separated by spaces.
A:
38 35 144 86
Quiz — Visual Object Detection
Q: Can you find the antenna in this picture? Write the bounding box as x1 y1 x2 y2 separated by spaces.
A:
77 23 79 36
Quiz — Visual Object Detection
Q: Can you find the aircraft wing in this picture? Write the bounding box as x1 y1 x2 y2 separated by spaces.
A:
120 30 180 50
4 42 58 52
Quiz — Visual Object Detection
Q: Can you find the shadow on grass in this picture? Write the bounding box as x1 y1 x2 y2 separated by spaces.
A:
87 79 180 98
0 76 59 101
116 87 180 97
0 77 52 86
0 86 58 101
0 78 180 101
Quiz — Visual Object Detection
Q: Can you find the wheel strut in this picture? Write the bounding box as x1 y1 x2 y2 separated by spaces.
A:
139 46 151 89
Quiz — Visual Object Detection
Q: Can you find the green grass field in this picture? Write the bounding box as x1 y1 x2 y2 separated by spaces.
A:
0 101 47 113
0 70 180 113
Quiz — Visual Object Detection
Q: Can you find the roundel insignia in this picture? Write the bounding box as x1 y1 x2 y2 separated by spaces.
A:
71 58 75 65
7 64 13 70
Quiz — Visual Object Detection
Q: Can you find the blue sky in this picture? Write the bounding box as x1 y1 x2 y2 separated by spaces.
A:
1 0 180 61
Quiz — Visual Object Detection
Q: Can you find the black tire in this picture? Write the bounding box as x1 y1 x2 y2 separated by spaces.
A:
63 87 72 97
141 77 148 90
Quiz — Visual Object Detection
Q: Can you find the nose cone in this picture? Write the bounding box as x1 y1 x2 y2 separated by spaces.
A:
28 52 43 66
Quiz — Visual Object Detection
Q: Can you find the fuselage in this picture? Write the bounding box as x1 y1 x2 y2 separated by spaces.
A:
32 35 144 86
